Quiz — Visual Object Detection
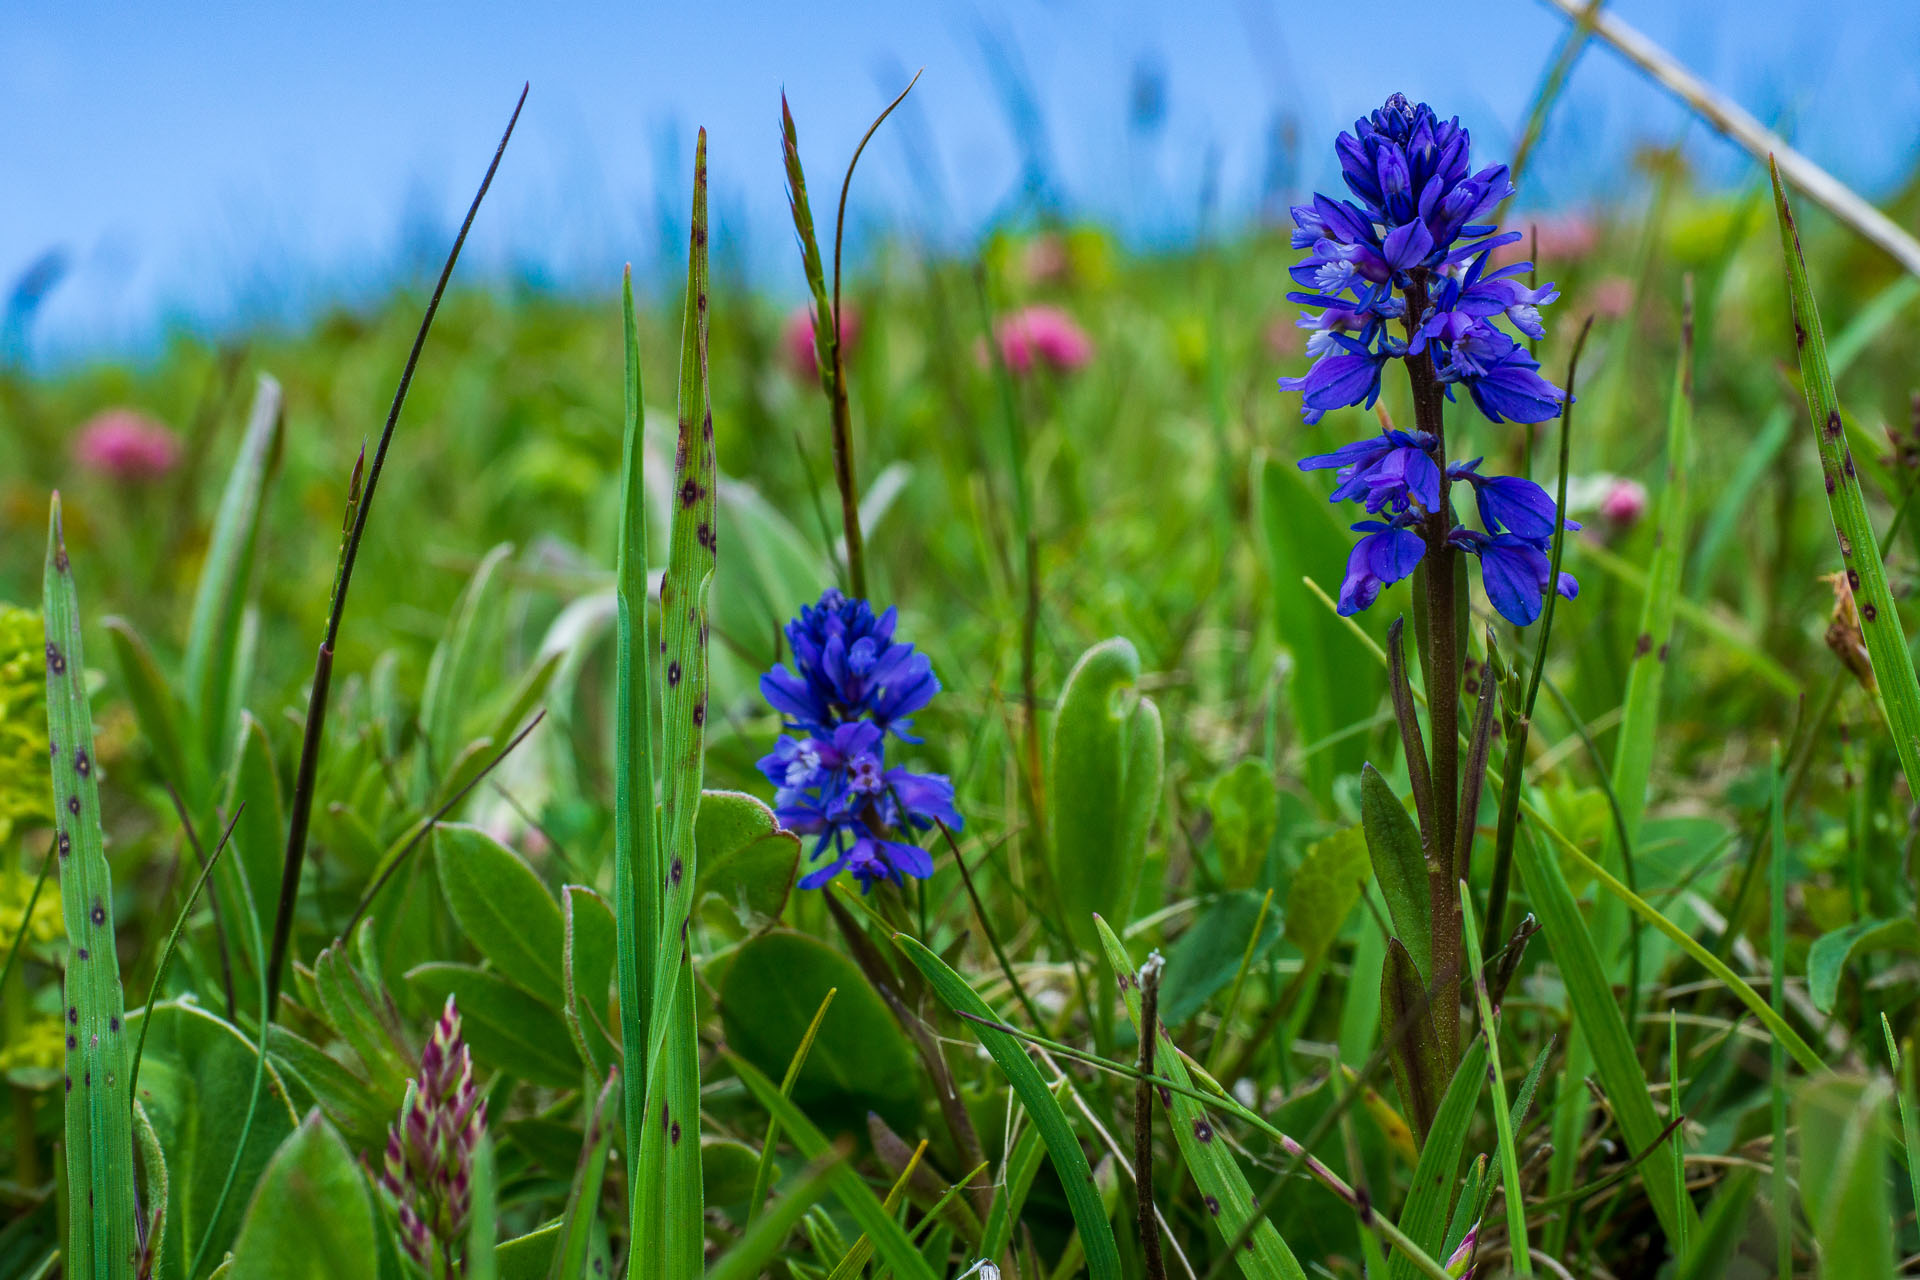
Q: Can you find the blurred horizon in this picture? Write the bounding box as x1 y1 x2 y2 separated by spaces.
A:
7 0 1919 365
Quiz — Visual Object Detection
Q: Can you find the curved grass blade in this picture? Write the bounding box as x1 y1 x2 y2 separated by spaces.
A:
44 494 139 1280
1093 917 1305 1280
725 1053 939 1280
1771 160 1920 801
746 987 837 1224
895 932 1122 1280
1526 803 1824 1074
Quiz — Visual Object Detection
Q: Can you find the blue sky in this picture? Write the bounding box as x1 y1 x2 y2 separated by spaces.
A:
6 1 1918 359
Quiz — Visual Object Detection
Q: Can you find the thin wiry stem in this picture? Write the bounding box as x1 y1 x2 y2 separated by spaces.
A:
265 85 526 1019
1133 954 1168 1280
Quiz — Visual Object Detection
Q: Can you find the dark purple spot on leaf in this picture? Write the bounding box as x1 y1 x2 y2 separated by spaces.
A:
668 661 682 685
1205 1195 1221 1216
1193 1118 1214 1143
1634 633 1651 658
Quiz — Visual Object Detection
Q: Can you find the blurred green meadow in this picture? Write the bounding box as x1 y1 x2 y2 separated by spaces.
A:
5 70 1920 1280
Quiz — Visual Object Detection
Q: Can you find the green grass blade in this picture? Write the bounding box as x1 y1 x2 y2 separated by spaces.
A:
1608 294 1689 851
635 127 715 1280
1390 1038 1488 1280
708 1150 845 1280
43 494 138 1280
1525 800 1824 1073
746 987 837 1224
1093 917 1306 1280
467 1134 499 1280
1771 160 1920 800
549 1069 619 1280
612 264 661 1258
1774 753 1794 1279
894 933 1122 1280
1460 888 1530 1276
823 1141 925 1280
1594 293 1692 996
980 1120 1045 1263
183 374 283 777
1797 1076 1897 1280
1511 825 1694 1244
726 1053 939 1280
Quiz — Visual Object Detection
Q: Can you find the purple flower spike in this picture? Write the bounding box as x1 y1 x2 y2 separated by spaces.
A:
1281 93 1579 628
761 590 961 893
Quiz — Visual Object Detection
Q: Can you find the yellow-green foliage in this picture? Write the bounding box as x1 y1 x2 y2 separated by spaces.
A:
0 604 51 846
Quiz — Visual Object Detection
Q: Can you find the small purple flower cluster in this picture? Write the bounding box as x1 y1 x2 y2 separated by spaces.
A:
760 589 962 892
381 996 487 1273
1283 94 1577 626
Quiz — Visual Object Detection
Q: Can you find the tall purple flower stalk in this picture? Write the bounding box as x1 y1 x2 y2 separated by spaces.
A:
380 996 487 1276
1278 94 1581 1094
1283 93 1577 627
759 589 962 892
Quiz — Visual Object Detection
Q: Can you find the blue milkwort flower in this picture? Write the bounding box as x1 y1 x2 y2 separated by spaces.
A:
1278 94 1566 425
759 590 962 893
760 588 939 741
1283 93 1579 627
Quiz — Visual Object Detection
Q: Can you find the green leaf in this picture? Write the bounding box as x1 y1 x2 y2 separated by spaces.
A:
223 714 286 958
419 541 514 793
1159 890 1287 1027
1360 764 1430 981
434 823 565 1006
131 1001 300 1280
43 496 139 1280
103 615 197 804
1049 637 1163 946
497 1224 562 1280
184 375 283 776
226 1110 379 1280
1093 917 1306 1280
718 929 918 1131
694 789 800 932
1391 1039 1488 1280
1772 163 1920 800
1797 1076 1897 1280
1209 759 1278 888
562 886 617 1074
265 1024 390 1153
1283 824 1370 964
405 963 579 1088
893 932 1122 1280
1380 937 1445 1144
1808 917 1920 1014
